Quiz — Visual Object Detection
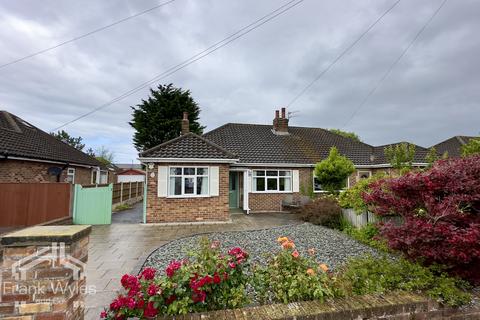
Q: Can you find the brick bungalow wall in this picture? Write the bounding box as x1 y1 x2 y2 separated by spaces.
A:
146 163 230 223
0 159 93 185
249 168 381 212
248 167 312 212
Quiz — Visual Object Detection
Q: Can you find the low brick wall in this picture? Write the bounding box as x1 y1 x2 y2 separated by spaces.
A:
159 292 480 320
0 225 91 320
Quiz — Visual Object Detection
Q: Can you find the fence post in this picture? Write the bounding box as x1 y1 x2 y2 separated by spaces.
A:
129 182 132 200
120 182 123 203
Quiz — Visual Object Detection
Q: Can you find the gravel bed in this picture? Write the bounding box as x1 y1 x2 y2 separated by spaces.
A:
142 223 379 272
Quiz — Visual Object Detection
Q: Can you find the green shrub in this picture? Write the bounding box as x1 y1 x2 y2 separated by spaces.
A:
337 255 472 307
338 174 385 213
297 196 342 228
314 147 355 194
342 223 389 252
252 237 335 304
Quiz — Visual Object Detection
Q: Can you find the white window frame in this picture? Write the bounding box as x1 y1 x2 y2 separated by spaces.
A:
167 166 210 198
357 170 372 180
313 173 350 193
252 169 293 193
66 168 75 184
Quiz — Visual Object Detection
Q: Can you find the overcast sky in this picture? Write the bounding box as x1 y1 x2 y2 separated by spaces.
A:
0 0 478 163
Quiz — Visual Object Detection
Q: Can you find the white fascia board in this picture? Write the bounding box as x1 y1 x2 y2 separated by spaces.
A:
138 157 239 164
355 163 427 168
231 163 314 168
4 156 98 169
231 162 428 169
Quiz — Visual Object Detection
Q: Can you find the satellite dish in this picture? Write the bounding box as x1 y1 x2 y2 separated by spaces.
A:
48 167 62 176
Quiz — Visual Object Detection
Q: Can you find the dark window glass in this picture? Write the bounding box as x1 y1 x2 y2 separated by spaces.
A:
267 178 277 190
255 178 265 191
184 177 194 194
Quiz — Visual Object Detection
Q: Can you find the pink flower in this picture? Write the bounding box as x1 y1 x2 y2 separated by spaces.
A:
292 250 300 258
100 311 107 318
211 240 220 249
228 261 236 269
140 267 156 280
165 260 182 278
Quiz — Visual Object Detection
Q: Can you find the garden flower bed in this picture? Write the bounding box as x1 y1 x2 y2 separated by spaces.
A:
142 223 378 273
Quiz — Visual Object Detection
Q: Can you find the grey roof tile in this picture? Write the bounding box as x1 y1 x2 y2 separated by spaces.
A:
140 132 237 159
0 111 102 167
433 136 477 158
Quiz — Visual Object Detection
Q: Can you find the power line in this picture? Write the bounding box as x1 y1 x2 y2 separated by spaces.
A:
0 0 176 70
51 0 305 131
342 0 448 128
287 0 402 107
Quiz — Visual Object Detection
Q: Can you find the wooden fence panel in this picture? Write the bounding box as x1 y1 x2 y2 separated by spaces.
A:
111 182 144 205
0 183 71 228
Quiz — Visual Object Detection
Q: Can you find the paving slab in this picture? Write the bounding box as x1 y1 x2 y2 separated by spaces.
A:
85 209 299 319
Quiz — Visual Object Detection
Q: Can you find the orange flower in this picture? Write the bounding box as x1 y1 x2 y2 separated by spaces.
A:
307 248 316 256
281 241 295 249
277 236 289 243
319 263 329 272
306 268 315 276
292 250 300 258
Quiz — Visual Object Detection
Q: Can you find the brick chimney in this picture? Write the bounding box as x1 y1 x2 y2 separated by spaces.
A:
273 107 289 134
181 112 189 135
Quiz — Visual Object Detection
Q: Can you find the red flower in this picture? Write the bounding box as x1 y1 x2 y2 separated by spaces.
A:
165 260 182 278
192 290 206 303
165 295 177 305
213 272 221 284
143 302 158 317
136 298 145 309
228 247 243 256
140 267 156 280
120 274 140 295
228 261 236 269
147 283 159 296
100 311 107 318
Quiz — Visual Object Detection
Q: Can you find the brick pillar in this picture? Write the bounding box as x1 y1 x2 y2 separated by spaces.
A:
0 225 91 320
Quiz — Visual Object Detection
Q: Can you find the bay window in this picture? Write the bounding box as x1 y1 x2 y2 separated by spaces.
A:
168 167 209 196
253 170 292 192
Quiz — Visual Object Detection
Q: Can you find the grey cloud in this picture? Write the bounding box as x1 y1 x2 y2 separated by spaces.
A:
0 0 478 162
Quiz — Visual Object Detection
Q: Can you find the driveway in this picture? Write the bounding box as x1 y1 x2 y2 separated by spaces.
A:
111 202 143 224
85 210 300 319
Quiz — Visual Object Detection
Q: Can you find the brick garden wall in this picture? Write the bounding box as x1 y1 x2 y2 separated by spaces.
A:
145 163 230 223
0 159 93 185
0 226 92 320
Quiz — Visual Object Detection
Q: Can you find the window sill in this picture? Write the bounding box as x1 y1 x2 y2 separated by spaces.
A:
166 195 212 199
251 191 293 194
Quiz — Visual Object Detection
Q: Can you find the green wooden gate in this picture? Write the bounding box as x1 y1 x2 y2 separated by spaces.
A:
73 184 113 225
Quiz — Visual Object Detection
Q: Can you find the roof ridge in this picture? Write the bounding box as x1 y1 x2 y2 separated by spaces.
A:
140 132 237 158
0 111 22 133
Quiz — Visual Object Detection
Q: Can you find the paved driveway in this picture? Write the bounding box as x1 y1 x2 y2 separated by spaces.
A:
85 207 300 319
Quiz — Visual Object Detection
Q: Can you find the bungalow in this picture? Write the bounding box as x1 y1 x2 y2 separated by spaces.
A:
0 111 108 184
139 108 430 223
433 136 477 158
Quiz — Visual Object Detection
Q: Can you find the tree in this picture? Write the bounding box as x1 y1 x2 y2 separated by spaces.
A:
129 84 205 151
95 146 114 166
425 147 439 168
363 155 480 284
329 129 361 142
314 147 355 194
461 137 480 157
50 130 85 151
384 143 416 171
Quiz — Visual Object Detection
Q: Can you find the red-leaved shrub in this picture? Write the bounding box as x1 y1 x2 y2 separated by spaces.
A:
363 155 480 284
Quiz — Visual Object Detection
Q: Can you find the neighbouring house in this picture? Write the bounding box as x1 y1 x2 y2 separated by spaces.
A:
116 168 145 183
0 111 108 184
139 109 433 223
432 136 477 158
